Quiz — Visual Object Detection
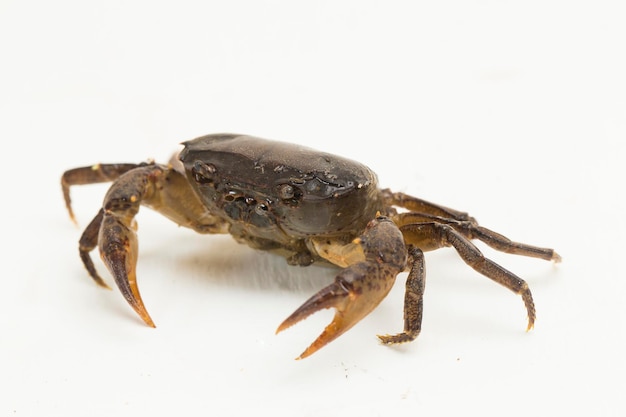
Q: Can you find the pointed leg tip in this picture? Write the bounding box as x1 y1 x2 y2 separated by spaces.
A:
94 279 112 290
552 252 562 263
377 334 392 344
378 331 418 345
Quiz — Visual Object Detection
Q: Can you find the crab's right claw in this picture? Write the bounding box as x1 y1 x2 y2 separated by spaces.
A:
276 216 407 360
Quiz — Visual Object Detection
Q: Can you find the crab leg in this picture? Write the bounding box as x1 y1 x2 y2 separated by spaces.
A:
78 208 110 289
386 190 561 262
62 163 145 224
400 222 537 330
276 216 408 359
468 225 561 262
378 246 426 344
394 212 561 263
383 190 474 222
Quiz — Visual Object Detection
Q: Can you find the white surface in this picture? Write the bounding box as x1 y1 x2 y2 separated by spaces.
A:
2 1 625 416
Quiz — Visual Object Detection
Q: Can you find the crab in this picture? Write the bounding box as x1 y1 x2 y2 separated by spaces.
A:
62 133 560 359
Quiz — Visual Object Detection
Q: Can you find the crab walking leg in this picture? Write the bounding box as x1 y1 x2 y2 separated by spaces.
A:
276 217 408 359
378 246 426 344
394 212 561 263
383 190 474 222
468 225 561 262
78 208 110 289
62 163 146 223
401 222 537 330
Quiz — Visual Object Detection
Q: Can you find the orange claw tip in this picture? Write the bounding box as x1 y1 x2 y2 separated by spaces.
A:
120 290 156 328
138 306 156 328
129 303 157 328
275 318 295 335
295 346 319 361
276 280 350 334
294 319 346 360
280 318 343 360
275 280 354 359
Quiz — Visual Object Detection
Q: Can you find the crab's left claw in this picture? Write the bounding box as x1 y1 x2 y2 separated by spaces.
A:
276 216 407 359
276 262 395 359
99 213 155 328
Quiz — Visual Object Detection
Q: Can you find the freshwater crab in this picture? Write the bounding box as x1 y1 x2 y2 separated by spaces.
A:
62 133 561 359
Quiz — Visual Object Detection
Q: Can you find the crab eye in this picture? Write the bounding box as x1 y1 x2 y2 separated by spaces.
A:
255 203 269 215
278 184 296 200
192 161 217 184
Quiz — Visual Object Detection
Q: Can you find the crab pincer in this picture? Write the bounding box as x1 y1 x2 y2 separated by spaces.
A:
88 165 161 327
276 216 408 359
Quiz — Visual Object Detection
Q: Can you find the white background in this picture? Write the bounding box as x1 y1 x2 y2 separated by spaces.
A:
2 1 625 416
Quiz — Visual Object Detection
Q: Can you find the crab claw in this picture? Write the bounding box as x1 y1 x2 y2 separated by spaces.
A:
276 263 394 359
100 213 156 328
276 216 407 359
